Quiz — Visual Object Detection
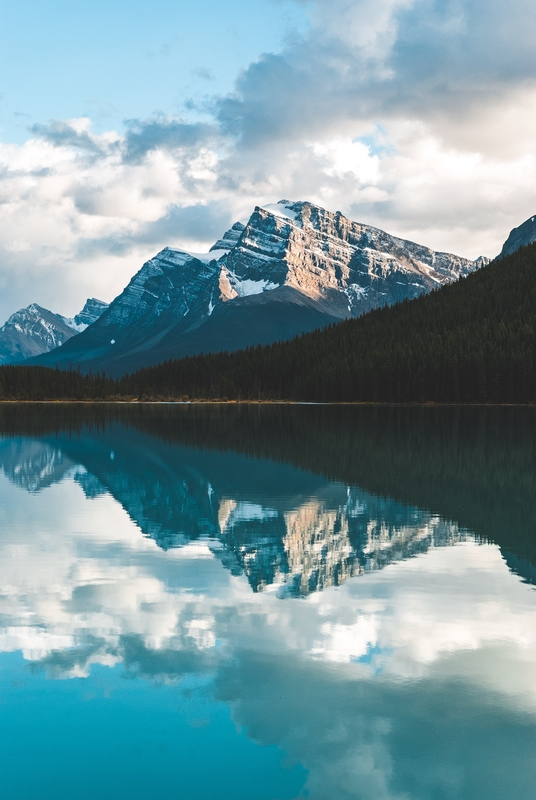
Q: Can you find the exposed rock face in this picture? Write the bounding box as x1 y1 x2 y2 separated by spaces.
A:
93 248 221 341
223 202 487 317
0 299 109 365
499 214 536 258
31 200 487 375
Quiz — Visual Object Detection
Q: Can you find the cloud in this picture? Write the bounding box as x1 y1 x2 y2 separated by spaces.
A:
31 118 109 155
216 647 536 800
122 117 220 164
191 67 215 82
0 120 231 322
73 201 234 259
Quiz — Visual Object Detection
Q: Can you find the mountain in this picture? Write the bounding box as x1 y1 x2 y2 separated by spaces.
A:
118 240 536 404
0 304 77 365
499 214 536 257
31 200 487 375
0 298 109 365
5 240 536 404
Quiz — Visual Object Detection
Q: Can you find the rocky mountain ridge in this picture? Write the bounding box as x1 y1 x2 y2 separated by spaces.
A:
221 202 488 315
0 298 109 365
31 200 488 375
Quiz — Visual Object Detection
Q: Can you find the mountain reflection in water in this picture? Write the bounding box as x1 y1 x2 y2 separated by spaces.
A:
1 404 536 800
0 409 469 596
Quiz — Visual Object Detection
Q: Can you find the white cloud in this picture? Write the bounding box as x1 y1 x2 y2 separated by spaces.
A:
311 137 381 182
0 122 230 322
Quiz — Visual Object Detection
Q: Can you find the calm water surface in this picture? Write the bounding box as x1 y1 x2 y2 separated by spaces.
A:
1 404 536 799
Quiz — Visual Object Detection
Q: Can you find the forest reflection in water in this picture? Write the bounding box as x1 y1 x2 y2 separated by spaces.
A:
0 403 536 800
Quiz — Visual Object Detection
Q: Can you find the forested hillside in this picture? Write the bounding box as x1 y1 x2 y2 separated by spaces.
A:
1 242 535 403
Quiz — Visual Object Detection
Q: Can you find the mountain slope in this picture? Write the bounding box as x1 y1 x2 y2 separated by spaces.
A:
0 298 108 365
500 214 536 257
31 200 486 375
116 287 338 374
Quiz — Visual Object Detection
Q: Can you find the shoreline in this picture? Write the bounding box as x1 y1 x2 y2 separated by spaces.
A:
0 400 535 407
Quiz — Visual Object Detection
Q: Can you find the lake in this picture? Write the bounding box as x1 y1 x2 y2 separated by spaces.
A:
1 403 535 799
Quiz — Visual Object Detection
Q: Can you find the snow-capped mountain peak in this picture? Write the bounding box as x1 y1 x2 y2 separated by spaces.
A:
0 298 109 365
260 200 303 225
31 200 490 375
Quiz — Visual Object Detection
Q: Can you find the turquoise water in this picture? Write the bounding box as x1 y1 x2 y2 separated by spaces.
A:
1 404 536 799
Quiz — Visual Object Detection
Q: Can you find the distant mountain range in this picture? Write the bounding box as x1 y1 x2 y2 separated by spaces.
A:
26 200 487 375
0 298 108 365
4 201 535 376
3 236 536 404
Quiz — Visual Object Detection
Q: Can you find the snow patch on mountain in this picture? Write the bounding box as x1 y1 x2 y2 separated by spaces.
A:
261 201 302 225
233 278 280 297
222 266 280 298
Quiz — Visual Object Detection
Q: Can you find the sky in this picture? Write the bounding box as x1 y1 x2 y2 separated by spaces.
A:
1 0 536 322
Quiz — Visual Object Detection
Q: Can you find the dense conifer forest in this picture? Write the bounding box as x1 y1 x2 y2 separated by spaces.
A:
1 241 536 402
